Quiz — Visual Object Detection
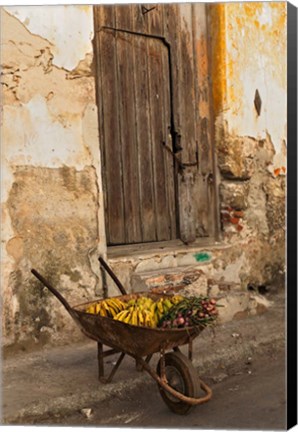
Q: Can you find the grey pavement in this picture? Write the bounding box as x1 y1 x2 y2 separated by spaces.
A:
1 292 285 425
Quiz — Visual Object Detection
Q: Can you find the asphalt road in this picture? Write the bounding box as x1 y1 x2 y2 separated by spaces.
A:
30 349 286 430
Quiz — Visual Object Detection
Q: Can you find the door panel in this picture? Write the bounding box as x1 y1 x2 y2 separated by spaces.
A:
98 28 176 245
94 4 217 245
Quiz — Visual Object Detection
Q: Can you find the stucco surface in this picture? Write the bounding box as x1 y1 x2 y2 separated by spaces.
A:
210 2 287 173
1 6 104 348
1 4 286 350
4 5 94 70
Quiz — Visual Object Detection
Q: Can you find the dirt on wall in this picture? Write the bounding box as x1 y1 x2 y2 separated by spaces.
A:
218 130 285 290
4 166 101 351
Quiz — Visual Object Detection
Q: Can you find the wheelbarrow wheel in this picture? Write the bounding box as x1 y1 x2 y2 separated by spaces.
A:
156 351 200 415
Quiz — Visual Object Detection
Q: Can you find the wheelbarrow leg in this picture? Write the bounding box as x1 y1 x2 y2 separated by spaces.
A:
173 339 193 361
136 354 153 372
97 342 126 384
101 352 126 384
97 342 104 380
188 338 193 361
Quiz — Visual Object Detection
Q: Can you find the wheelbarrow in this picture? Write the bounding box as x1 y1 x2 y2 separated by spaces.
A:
31 257 212 415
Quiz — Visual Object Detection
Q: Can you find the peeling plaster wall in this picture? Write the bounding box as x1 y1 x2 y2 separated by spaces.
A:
209 2 286 288
1 6 106 350
210 2 287 173
1 3 287 351
5 5 94 71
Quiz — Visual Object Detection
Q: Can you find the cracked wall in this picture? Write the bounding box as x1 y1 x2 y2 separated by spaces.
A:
1 3 287 351
209 2 286 289
1 6 105 350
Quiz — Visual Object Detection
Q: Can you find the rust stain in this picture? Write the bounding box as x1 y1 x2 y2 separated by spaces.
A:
209 3 227 117
209 0 287 120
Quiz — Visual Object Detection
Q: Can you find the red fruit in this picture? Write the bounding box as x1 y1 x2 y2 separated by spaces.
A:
177 317 185 326
210 299 216 305
198 312 205 318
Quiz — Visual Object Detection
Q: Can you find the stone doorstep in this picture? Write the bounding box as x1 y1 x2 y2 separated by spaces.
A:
131 266 271 324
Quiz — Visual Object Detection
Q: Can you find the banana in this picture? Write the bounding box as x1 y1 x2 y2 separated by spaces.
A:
127 299 137 307
106 299 119 316
157 299 164 314
86 304 95 314
103 300 117 317
163 298 173 310
143 310 153 327
172 295 184 304
95 303 101 314
150 302 157 315
114 310 128 321
123 311 132 324
114 298 127 311
131 310 138 326
155 308 163 322
137 309 145 326
108 305 117 318
99 304 108 317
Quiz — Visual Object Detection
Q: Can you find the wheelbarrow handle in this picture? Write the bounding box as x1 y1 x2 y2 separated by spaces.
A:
98 256 127 296
31 269 73 314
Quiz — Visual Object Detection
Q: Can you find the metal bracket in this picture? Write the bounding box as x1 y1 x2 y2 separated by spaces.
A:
161 141 197 172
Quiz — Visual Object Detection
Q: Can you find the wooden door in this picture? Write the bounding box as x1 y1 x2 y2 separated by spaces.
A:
94 4 217 246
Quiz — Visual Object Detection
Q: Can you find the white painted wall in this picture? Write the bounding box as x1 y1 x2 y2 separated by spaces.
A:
4 5 94 70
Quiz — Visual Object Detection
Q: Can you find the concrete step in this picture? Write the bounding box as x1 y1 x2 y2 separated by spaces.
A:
130 266 271 324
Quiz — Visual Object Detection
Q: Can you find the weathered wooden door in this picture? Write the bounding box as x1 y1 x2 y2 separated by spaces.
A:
94 4 217 246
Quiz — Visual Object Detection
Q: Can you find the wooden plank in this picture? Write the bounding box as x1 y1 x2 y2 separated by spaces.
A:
146 3 164 35
147 6 176 241
161 43 177 240
95 7 126 245
115 6 142 243
192 3 212 176
178 3 197 165
192 3 217 238
172 4 197 244
130 30 156 241
163 3 181 147
147 37 172 240
147 38 166 240
131 3 148 33
163 4 182 240
130 4 157 242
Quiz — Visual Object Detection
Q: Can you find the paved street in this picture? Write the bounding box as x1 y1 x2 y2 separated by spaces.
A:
28 350 286 430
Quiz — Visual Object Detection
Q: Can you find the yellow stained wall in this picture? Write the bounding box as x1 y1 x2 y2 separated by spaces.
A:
209 2 287 175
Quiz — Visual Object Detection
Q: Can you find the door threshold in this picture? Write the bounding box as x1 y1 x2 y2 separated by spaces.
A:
107 238 224 260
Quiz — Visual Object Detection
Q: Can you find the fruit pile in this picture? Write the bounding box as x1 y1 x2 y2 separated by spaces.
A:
85 295 183 327
158 296 220 329
85 294 220 329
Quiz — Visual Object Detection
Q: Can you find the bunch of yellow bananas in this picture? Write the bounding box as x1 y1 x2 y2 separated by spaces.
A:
113 295 184 328
85 294 184 328
85 297 127 318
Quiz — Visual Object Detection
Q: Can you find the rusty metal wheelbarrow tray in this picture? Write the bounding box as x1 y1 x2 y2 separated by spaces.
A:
73 294 204 358
31 265 212 414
